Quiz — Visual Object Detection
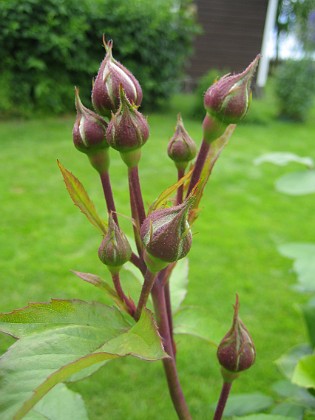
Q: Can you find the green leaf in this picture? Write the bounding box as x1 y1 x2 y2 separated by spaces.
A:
0 300 166 420
278 243 315 292
169 258 189 313
173 306 223 345
221 392 273 417
275 170 315 195
254 152 314 168
25 383 88 420
275 344 313 380
271 402 305 419
272 380 315 409
57 160 107 234
292 354 315 389
301 298 315 348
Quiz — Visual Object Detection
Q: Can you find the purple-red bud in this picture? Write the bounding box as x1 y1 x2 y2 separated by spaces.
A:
167 114 197 169
106 87 149 154
98 213 132 274
204 55 260 124
217 295 256 376
140 198 193 272
73 87 108 154
92 37 143 118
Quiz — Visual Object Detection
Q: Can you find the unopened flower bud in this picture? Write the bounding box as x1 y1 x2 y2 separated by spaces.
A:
167 114 197 170
217 295 256 377
98 213 132 274
106 87 149 166
92 37 143 118
140 198 193 272
204 55 260 124
73 87 108 154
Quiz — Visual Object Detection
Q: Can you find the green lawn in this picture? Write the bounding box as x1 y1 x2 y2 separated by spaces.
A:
0 90 314 419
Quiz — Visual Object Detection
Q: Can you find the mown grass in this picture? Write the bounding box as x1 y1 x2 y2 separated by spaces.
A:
0 87 314 419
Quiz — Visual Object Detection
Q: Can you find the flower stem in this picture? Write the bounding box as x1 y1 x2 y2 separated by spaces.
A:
112 272 136 316
176 167 185 205
152 281 191 420
99 170 119 225
213 381 233 420
134 269 157 321
186 139 210 197
128 165 146 226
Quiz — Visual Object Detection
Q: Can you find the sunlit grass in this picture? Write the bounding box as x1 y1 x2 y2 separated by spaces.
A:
0 89 314 418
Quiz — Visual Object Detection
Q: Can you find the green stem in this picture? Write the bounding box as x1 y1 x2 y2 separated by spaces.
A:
213 381 233 420
152 281 192 420
134 269 157 321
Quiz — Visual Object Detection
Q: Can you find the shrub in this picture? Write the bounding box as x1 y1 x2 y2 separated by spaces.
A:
274 59 315 121
0 0 199 117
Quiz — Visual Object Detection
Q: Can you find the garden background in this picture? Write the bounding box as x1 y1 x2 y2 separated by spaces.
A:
0 0 315 418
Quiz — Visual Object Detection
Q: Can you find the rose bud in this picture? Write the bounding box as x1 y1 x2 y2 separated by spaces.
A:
106 87 149 166
217 295 256 377
167 113 197 170
204 55 260 124
140 198 193 272
98 212 132 274
92 37 143 118
73 87 108 154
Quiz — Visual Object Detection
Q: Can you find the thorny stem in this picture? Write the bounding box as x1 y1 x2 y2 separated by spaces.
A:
134 269 157 321
152 280 192 420
186 139 210 197
213 381 233 420
112 272 136 316
99 171 119 225
176 167 185 205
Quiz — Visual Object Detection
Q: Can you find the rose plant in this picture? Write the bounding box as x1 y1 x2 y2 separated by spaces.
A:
0 37 260 419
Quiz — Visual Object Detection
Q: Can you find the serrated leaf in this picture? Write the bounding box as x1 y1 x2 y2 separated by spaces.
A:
254 152 314 168
57 160 107 233
275 344 313 380
278 243 315 292
219 392 273 417
169 258 189 313
71 271 127 312
25 383 88 420
190 124 236 220
292 354 315 389
275 170 315 195
173 306 222 345
0 300 166 420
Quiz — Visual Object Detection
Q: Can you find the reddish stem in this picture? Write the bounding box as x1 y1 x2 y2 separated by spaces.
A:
128 165 146 226
186 139 210 197
112 272 136 316
152 281 191 420
99 171 119 225
213 381 233 420
134 269 157 321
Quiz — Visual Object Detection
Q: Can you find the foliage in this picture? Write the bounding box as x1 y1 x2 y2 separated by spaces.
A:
0 0 199 117
274 59 315 121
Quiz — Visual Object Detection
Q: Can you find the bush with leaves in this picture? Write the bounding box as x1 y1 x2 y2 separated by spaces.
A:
274 59 315 121
0 0 199 117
